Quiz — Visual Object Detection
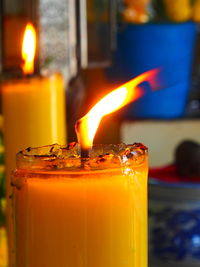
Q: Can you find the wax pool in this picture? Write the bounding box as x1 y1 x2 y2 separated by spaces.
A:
12 144 148 267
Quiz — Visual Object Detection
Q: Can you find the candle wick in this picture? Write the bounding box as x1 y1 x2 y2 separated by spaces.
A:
80 148 89 167
24 73 35 79
81 148 89 159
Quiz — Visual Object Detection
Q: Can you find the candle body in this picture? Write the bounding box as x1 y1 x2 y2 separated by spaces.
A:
13 152 148 267
2 73 66 194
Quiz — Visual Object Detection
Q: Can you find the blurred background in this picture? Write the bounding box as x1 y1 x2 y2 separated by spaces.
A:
1 0 200 266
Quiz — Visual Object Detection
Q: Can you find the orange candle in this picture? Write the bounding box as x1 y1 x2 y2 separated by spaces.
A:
12 143 148 267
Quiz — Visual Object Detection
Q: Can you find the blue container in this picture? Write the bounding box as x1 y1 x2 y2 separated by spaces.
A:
106 22 197 119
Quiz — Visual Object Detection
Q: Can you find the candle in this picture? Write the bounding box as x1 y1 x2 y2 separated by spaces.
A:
12 143 148 267
2 23 66 177
2 23 66 265
11 69 159 267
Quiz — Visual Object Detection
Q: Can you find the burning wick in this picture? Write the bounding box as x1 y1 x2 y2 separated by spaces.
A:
21 23 36 76
75 68 159 158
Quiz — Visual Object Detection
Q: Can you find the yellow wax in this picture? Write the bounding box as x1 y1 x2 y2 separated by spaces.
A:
2 72 67 194
14 161 148 267
2 73 67 266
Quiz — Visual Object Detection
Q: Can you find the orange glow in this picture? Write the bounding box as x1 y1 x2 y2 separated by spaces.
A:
76 69 159 150
21 23 36 75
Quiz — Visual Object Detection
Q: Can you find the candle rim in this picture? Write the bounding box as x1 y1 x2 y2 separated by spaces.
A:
2 72 63 86
15 143 148 172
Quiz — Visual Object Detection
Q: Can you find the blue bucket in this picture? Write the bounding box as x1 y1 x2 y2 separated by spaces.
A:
106 22 197 119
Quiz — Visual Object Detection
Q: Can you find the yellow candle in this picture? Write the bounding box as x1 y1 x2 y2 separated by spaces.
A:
2 72 67 194
12 143 148 267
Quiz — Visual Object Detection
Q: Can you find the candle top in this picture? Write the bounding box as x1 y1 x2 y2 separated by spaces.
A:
2 72 62 86
15 143 147 172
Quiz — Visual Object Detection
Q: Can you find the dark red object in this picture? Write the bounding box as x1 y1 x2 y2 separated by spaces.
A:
149 165 200 183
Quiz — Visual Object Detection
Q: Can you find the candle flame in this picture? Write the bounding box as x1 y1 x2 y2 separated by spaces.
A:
76 68 159 150
21 23 36 75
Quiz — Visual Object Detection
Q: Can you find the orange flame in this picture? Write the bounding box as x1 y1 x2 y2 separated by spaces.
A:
21 23 36 75
76 69 159 151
